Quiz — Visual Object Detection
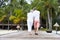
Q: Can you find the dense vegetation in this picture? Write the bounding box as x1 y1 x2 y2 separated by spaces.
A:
0 0 60 30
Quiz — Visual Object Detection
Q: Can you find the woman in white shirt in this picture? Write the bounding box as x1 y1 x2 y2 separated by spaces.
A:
33 9 40 35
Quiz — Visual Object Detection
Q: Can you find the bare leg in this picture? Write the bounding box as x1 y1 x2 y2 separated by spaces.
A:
34 21 39 35
34 27 39 35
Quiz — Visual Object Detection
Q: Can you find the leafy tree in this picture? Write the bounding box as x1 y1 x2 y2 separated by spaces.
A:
9 0 30 24
31 0 58 32
0 7 6 23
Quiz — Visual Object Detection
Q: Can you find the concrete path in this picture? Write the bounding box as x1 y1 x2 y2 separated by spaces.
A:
0 30 60 40
0 30 17 35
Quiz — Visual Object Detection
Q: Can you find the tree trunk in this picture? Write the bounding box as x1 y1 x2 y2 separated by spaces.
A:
46 8 52 33
46 17 48 29
48 10 52 31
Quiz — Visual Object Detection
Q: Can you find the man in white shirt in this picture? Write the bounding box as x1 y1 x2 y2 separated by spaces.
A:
27 10 34 35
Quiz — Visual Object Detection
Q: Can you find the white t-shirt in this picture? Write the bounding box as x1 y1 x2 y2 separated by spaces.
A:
33 10 40 21
27 12 34 22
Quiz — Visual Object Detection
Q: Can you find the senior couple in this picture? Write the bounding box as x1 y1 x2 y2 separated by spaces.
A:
27 8 40 35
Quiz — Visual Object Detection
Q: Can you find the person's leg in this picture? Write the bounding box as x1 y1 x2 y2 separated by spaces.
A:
27 21 33 35
34 21 40 35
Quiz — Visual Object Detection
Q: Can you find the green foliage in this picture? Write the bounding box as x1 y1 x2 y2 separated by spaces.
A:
0 15 6 22
9 0 28 24
9 8 23 24
9 15 16 21
13 9 23 17
0 7 6 22
0 0 59 25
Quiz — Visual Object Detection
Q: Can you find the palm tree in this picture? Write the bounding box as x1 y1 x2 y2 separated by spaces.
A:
43 0 58 32
31 0 58 32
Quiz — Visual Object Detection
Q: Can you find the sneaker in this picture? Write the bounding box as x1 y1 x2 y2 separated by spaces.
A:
35 33 38 35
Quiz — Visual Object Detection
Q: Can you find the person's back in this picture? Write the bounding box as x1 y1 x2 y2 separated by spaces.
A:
33 10 40 21
27 11 34 22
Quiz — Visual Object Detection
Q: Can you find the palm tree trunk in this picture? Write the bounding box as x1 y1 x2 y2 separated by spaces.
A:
48 9 52 31
46 16 48 29
46 8 52 33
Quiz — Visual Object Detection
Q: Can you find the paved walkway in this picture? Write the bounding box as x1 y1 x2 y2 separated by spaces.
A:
0 30 60 40
0 30 17 35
